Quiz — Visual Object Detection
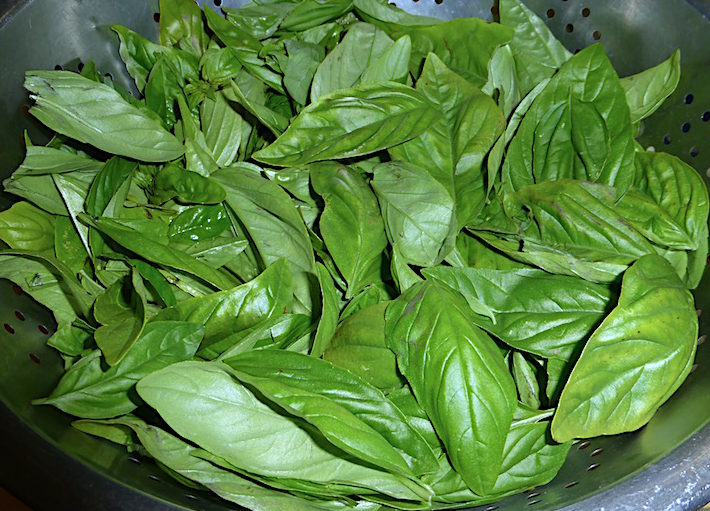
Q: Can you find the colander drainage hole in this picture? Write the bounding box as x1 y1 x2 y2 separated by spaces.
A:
577 440 591 450
4 323 15 334
682 122 691 133
691 147 699 158
663 134 672 145
29 353 40 365
685 93 694 105
528 499 542 506
38 324 49 335
434 0 443 4
148 474 161 482
593 30 602 40
153 12 160 23
587 463 601 472
184 494 199 501
527 491 541 499
12 284 22 295
14 310 25 321
581 7 590 17
702 111 710 122
564 481 579 489
565 23 574 33
698 335 706 345
214 0 222 6
591 447 604 457
484 506 499 511
127 456 141 464
54 64 63 71
546 8 555 18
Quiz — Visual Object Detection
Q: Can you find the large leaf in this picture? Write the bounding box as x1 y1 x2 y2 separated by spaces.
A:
311 22 394 101
0 201 55 253
35 322 203 419
373 161 454 268
154 258 293 348
25 71 184 162
503 45 635 196
137 361 433 500
499 0 571 96
424 266 615 362
390 53 505 229
324 302 404 392
13 144 103 176
252 82 438 166
311 164 387 298
212 164 316 312
552 255 698 442
621 50 681 123
158 0 209 55
386 281 517 495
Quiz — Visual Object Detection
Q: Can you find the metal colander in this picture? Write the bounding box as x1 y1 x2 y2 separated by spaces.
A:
1 0 710 510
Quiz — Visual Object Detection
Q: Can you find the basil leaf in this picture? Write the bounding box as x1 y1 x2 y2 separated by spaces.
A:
223 350 439 477
424 266 616 361
311 22 394 101
14 144 103 176
212 163 316 312
311 164 387 298
324 302 405 392
35 321 203 419
137 361 433 501
81 215 238 291
386 281 517 495
224 2 296 40
504 45 635 196
281 0 353 31
499 0 571 96
253 82 438 166
200 91 245 167
552 255 698 442
93 269 147 366
283 40 325 106
373 161 455 268
0 201 55 254
167 205 231 244
621 49 681 123
158 0 209 55
25 71 185 162
311 263 340 357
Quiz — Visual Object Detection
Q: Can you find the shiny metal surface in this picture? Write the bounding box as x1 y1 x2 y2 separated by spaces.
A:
1 1 710 510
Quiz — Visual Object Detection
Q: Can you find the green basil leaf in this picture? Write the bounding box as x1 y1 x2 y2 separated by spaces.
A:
281 0 353 31
373 161 455 267
353 0 441 28
131 258 177 307
54 216 86 274
228 80 290 137
504 45 635 196
158 0 209 55
177 94 221 177
499 0 571 96
621 49 681 123
311 164 387 298
311 263 340 357
283 39 325 106
154 258 292 347
224 2 296 40
552 255 698 442
390 53 505 229
324 302 405 392
212 163 316 312
423 266 616 361
35 321 203 419
14 144 103 176
0 201 55 254
223 350 439 477
167 205 231 244
81 215 237 291
200 91 245 167
390 243 423 293
152 164 226 205
93 269 147 366
53 173 92 257
311 22 394 101
25 71 185 162
112 25 199 91
145 57 184 130
137 361 433 501
253 82 438 166
512 352 541 409
386 281 517 495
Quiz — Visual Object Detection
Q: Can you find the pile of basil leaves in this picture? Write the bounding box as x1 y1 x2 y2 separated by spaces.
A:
0 0 707 508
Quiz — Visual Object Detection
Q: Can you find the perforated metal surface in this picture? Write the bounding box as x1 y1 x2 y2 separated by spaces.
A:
1 1 710 510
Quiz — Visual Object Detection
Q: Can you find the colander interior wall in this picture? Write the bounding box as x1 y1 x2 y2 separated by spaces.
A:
1 1 710 510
